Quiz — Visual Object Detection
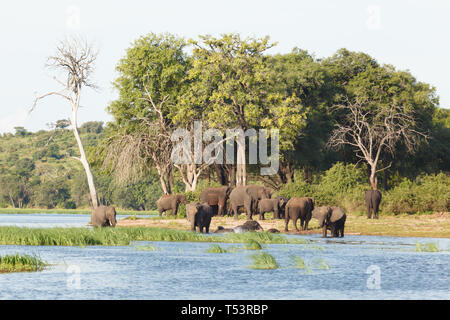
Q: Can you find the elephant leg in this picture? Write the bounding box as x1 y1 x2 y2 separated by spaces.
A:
260 211 265 220
293 218 300 232
158 208 164 217
245 203 253 220
322 225 327 238
273 208 279 220
284 216 289 232
374 202 380 219
232 204 239 220
218 204 224 217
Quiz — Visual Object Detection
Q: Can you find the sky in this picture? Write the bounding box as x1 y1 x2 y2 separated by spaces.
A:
0 0 449 134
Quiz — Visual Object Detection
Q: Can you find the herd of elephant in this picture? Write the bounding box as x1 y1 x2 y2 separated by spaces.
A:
91 185 382 239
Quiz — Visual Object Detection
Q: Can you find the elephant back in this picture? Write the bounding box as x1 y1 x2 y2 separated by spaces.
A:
286 197 308 208
229 186 248 203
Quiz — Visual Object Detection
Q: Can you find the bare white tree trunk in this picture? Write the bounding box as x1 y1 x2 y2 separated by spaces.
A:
30 37 100 209
236 140 247 186
71 101 98 208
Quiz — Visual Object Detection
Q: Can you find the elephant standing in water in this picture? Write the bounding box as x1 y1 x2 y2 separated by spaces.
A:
186 202 213 233
365 190 382 219
200 186 232 216
284 197 314 232
312 206 346 238
91 205 117 228
156 194 187 216
229 185 272 220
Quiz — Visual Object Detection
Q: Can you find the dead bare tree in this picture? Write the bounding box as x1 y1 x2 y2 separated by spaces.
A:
327 98 428 190
102 84 174 194
30 37 99 208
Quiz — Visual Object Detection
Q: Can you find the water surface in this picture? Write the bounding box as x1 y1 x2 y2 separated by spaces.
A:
0 234 448 299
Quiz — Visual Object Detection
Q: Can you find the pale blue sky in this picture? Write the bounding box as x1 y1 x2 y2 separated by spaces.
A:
0 0 449 133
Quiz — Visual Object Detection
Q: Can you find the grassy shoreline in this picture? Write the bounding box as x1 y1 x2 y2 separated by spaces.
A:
0 208 157 215
117 212 450 238
0 226 308 246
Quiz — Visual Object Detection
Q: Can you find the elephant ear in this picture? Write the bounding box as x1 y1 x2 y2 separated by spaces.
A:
329 207 345 223
322 207 332 225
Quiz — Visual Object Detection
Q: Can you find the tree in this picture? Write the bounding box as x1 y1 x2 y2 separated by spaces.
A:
30 37 99 208
104 33 189 194
175 34 306 186
266 49 325 184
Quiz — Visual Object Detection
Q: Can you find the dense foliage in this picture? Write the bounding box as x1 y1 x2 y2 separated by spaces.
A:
1 33 449 214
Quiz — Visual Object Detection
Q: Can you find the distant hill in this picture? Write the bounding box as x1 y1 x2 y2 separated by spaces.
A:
0 121 162 210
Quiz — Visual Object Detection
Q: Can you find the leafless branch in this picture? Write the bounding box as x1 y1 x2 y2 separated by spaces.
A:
327 98 429 188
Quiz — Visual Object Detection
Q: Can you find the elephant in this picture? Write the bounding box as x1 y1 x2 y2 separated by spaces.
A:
257 196 289 220
186 202 213 233
156 194 187 216
214 226 235 233
233 220 264 233
365 190 382 219
312 206 346 238
284 197 315 232
229 185 272 220
199 186 232 216
91 205 117 228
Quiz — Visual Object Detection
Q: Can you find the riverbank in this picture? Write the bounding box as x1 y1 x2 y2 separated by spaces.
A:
117 212 450 238
0 208 156 215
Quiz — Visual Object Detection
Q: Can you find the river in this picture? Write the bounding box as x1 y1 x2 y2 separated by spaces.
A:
0 214 448 299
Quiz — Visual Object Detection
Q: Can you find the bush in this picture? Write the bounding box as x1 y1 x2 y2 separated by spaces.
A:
382 173 450 214
277 162 368 213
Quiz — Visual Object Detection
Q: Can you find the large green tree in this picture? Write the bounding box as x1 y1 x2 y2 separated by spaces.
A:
174 34 306 186
104 33 189 194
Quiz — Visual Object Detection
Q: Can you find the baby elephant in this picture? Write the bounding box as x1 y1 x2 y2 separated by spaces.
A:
312 206 346 238
186 203 213 233
258 196 289 220
91 205 117 228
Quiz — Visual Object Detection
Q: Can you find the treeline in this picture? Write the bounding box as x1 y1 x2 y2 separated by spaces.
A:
1 32 449 213
0 123 160 210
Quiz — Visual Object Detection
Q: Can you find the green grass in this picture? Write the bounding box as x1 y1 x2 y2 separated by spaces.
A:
224 231 309 244
416 242 439 252
135 244 159 251
0 254 48 273
248 252 279 269
0 227 308 246
291 256 330 273
312 258 330 270
244 239 263 250
206 245 229 253
294 256 307 269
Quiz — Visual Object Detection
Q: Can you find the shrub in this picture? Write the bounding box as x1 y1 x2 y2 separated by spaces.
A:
383 173 450 214
277 162 368 212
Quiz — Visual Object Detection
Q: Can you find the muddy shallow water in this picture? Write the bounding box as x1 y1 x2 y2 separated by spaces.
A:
0 214 449 300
